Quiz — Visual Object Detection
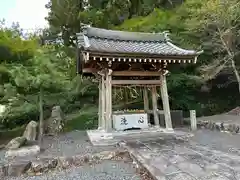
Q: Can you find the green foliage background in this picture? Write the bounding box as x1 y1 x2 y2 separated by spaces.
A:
0 0 239 134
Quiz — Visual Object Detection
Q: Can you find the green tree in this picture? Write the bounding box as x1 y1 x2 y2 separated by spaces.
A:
46 0 184 46
185 0 240 93
8 48 70 145
45 0 85 46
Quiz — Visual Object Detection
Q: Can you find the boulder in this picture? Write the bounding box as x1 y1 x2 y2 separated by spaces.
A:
23 121 38 141
5 137 27 150
73 154 90 166
0 144 5 150
211 123 216 130
45 106 64 136
228 124 234 132
5 145 40 158
236 126 240 133
7 160 31 176
232 124 236 132
0 164 8 177
220 122 224 131
31 158 58 173
215 124 221 131
206 122 212 129
58 156 74 169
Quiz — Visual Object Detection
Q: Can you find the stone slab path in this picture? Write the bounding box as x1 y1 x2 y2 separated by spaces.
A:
125 130 240 180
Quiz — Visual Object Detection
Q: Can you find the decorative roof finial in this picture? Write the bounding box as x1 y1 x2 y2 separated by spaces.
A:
163 31 170 41
80 24 91 34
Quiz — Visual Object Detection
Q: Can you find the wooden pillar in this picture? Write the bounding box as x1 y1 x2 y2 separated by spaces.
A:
160 74 173 130
109 71 112 130
101 74 106 129
143 87 150 123
105 69 113 132
98 78 102 129
143 87 149 111
151 86 160 126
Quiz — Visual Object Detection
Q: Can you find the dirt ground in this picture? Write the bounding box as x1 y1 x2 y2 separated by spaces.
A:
196 114 240 125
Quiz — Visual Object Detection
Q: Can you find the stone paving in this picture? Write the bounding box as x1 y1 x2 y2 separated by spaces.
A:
125 132 240 180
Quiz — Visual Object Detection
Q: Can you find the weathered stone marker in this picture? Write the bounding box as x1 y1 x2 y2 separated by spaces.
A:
23 121 38 141
45 106 64 136
190 110 197 130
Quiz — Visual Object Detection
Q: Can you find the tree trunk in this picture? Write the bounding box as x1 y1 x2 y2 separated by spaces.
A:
231 59 240 94
38 87 44 147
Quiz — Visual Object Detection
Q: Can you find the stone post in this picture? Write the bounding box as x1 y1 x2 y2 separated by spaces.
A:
190 110 197 130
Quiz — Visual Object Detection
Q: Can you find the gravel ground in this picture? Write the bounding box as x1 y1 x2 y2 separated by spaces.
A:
3 127 240 180
40 130 117 157
1 130 145 180
191 129 240 153
0 130 117 163
196 114 240 125
176 128 240 155
5 160 141 180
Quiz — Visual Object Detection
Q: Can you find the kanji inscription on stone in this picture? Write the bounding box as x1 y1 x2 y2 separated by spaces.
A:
113 113 148 130
120 117 128 125
138 116 144 124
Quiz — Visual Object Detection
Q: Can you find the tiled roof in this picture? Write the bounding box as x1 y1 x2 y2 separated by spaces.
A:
77 26 202 56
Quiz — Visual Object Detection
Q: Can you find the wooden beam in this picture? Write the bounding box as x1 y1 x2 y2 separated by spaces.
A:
112 80 161 85
82 68 97 74
112 71 162 77
160 74 173 130
151 86 160 126
82 50 197 60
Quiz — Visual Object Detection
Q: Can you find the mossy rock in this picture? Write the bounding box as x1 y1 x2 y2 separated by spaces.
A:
0 126 25 145
5 136 27 150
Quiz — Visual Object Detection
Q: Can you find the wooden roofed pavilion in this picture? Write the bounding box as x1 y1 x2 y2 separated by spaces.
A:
76 25 202 132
